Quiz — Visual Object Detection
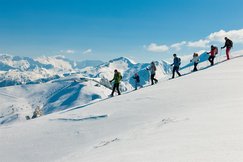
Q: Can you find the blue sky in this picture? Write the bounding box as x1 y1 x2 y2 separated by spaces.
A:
0 0 243 62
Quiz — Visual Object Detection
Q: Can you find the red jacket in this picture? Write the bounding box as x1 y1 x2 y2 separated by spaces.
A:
209 48 217 56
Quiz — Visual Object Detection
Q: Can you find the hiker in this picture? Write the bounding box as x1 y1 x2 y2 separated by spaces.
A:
221 37 233 60
171 54 181 79
190 53 200 71
132 73 143 90
109 69 122 96
207 45 218 66
146 62 158 85
31 106 43 119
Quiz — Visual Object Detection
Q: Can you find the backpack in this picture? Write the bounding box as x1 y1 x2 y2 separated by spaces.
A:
118 73 122 81
178 58 181 66
215 46 218 54
229 40 233 48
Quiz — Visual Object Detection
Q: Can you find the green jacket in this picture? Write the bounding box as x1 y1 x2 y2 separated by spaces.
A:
111 72 122 84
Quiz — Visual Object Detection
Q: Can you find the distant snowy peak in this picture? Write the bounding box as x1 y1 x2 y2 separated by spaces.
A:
0 54 53 71
36 56 74 71
81 57 137 79
75 60 104 69
81 57 171 87
0 54 103 72
109 57 136 65
36 55 104 70
0 54 171 89
100 57 136 71
161 60 172 74
0 55 73 87
0 54 104 87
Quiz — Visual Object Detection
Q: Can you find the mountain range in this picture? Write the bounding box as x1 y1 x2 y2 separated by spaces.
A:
0 55 172 125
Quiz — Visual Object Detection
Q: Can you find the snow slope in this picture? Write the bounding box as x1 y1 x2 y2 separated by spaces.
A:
1 55 243 162
0 75 111 125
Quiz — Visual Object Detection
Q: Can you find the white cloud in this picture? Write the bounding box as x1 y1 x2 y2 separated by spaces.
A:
146 29 243 55
82 49 92 55
146 43 169 53
172 29 243 49
187 39 210 48
171 41 186 51
207 30 226 42
208 29 243 43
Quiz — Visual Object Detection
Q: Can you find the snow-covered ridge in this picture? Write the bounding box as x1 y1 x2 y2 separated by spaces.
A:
0 54 171 88
0 54 54 71
0 54 104 87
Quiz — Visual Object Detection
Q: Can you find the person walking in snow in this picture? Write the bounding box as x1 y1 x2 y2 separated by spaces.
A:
190 53 200 71
110 69 122 96
207 45 218 66
146 62 158 85
171 54 181 79
221 37 233 60
132 73 143 90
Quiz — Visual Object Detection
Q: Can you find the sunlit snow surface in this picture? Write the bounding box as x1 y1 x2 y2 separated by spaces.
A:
1 54 243 162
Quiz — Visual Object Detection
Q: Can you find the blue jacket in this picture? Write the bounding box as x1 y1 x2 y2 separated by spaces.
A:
147 64 156 75
171 57 181 67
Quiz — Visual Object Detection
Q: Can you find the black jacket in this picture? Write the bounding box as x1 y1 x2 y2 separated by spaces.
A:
223 39 233 48
133 75 140 83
